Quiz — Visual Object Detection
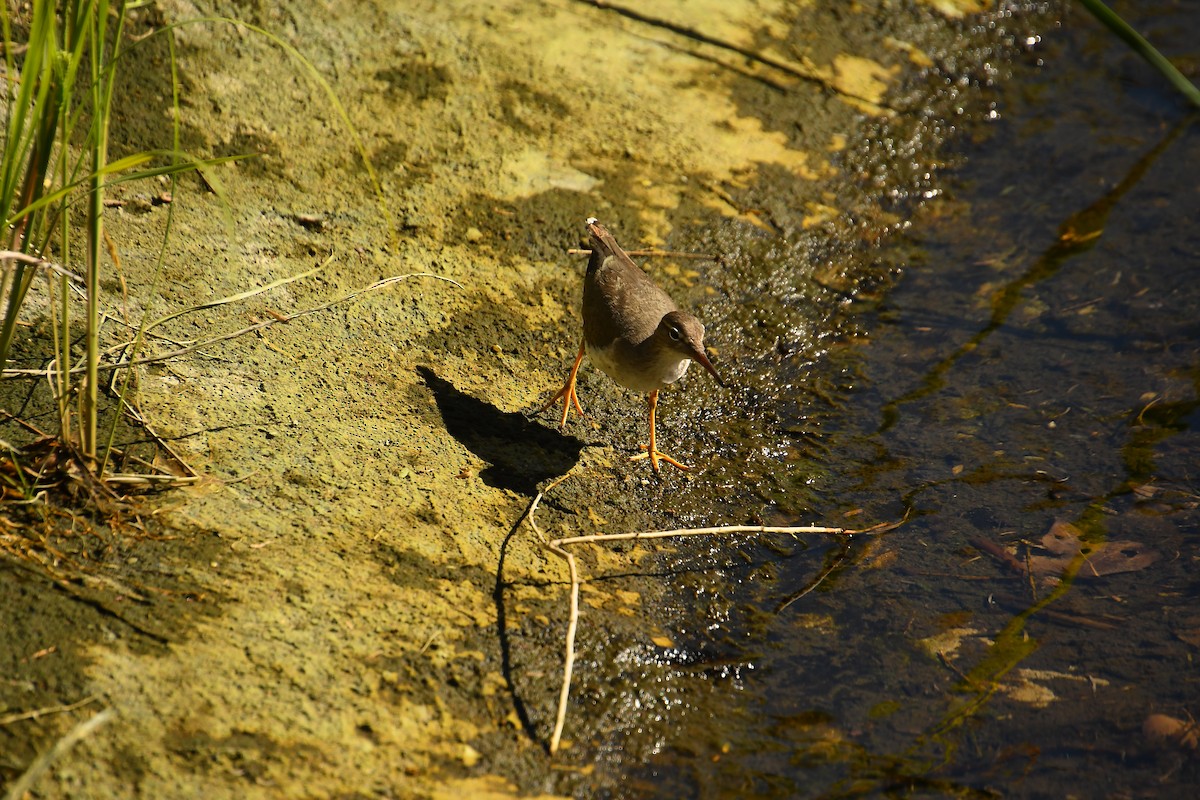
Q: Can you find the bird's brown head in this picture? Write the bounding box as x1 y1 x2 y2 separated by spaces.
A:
658 310 724 387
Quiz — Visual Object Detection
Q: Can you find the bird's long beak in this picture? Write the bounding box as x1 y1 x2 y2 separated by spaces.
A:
691 347 725 388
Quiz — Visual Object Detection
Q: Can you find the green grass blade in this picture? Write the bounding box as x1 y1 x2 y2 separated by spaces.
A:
3 152 253 229
1077 0 1200 108
124 16 395 247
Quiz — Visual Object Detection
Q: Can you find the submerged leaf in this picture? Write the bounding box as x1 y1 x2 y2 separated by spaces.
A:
1082 540 1159 577
1143 713 1200 752
1041 520 1082 556
1025 520 1158 579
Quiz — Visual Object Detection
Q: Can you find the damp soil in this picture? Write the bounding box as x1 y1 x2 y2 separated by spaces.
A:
1 1 1162 798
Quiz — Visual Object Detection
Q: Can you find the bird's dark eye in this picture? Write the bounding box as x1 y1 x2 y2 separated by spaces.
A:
668 326 681 341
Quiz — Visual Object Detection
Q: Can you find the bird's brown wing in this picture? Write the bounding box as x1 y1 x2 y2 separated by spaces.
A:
583 221 677 348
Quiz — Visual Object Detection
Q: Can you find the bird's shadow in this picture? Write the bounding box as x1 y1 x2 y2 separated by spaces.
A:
416 366 584 495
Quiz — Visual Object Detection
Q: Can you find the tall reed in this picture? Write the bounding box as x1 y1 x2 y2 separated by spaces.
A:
1 2 236 468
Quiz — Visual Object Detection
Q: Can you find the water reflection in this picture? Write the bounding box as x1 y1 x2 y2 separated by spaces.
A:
599 2 1200 797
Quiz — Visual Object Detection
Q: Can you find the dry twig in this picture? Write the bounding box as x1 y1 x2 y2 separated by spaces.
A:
526 474 900 753
573 0 898 109
0 250 84 283
3 707 114 800
3 270 462 378
0 695 98 727
567 248 715 260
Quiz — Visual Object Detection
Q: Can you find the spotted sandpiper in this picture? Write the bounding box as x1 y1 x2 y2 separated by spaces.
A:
540 218 723 472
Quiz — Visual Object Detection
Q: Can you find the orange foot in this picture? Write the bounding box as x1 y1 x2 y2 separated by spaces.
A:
538 340 585 429
629 388 690 473
631 445 690 473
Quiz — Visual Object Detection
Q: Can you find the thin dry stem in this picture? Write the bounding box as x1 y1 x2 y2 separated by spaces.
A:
549 523 853 548
103 473 199 485
0 251 84 282
525 477 578 755
2 271 463 378
574 0 898 109
567 247 715 260
546 539 578 755
529 472 897 755
3 708 114 800
117 397 199 478
138 254 332 337
0 695 98 727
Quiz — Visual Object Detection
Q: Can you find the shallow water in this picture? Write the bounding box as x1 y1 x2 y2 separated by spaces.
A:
573 3 1200 797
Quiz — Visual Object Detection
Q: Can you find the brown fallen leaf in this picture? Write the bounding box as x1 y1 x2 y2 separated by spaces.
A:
1143 713 1200 752
1026 520 1159 580
1081 539 1159 577
1041 519 1083 556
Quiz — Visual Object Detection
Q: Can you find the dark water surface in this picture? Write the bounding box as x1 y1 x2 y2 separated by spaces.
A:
609 3 1199 798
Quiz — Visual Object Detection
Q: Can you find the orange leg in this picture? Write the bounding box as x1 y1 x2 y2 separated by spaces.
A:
538 339 586 429
631 389 689 472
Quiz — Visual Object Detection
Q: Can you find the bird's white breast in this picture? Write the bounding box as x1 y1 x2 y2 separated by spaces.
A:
589 341 692 393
